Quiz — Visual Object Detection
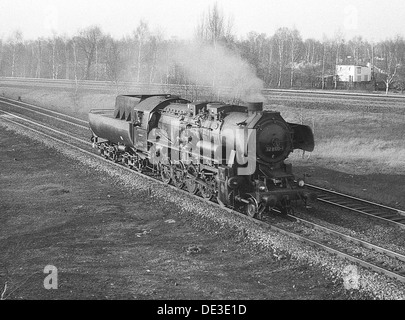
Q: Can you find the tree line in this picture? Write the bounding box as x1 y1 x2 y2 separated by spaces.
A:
1 4 405 93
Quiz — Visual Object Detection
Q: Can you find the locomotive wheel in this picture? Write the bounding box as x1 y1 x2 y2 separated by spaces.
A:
133 158 144 172
217 197 226 208
108 152 117 162
107 149 118 163
100 145 109 159
246 197 258 218
199 176 215 201
199 185 212 200
100 149 107 159
185 164 198 194
160 164 172 184
122 155 130 167
280 198 293 215
122 158 128 167
172 163 185 189
257 203 266 220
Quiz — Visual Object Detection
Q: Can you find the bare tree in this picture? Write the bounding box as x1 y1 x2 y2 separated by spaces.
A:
62 37 71 80
195 2 233 47
332 31 344 89
320 36 338 90
348 36 364 65
8 30 23 77
194 3 234 89
207 2 224 47
134 20 150 83
289 28 303 87
76 26 104 80
274 27 290 87
148 32 164 84
321 39 327 89
48 33 64 79
35 39 42 78
266 36 274 86
105 36 124 85
378 39 401 94
71 38 79 90
0 39 4 76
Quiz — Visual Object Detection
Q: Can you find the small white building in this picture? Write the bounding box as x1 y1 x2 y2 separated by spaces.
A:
336 64 372 82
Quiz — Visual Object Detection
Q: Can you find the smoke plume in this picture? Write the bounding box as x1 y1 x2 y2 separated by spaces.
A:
170 41 265 102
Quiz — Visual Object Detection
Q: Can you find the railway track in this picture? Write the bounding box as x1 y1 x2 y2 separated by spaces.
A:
263 94 405 109
1 98 405 284
0 96 88 129
281 215 405 280
2 77 405 103
307 184 405 229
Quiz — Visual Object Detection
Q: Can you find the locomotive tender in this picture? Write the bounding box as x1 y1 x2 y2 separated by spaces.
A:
89 94 315 217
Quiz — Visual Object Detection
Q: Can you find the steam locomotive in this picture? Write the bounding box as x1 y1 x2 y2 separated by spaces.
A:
89 94 315 218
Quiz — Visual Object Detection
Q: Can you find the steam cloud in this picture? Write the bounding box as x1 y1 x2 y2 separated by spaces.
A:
170 41 265 102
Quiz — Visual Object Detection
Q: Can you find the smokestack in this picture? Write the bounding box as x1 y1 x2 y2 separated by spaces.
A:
247 102 263 115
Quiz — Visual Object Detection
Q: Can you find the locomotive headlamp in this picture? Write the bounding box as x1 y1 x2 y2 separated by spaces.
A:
298 179 305 187
259 185 266 191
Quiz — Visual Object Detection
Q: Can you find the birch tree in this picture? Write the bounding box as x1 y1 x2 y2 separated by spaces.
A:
289 28 303 87
379 39 401 94
134 20 150 83
8 30 23 77
274 27 290 87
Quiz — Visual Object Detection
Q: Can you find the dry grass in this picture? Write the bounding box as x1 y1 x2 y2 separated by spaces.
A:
1 87 115 120
290 137 405 174
273 101 405 175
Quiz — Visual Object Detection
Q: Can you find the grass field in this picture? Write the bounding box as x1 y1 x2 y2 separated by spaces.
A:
271 100 405 176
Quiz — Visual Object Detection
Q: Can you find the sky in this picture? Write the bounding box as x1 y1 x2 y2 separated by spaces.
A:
1 0 405 42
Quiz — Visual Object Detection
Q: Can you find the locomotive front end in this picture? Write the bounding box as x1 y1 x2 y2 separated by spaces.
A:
238 102 316 216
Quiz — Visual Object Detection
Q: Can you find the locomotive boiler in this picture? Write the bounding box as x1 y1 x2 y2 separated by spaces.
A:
89 94 315 217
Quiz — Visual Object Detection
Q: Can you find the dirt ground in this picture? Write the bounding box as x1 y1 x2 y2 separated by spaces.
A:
0 125 364 300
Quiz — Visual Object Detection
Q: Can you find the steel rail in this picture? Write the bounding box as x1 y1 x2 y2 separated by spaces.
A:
0 96 89 127
307 184 405 229
3 77 405 100
0 100 89 131
0 110 90 146
288 214 405 263
262 88 405 100
0 110 404 283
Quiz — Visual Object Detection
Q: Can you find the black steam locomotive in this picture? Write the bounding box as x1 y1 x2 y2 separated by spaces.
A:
89 94 315 217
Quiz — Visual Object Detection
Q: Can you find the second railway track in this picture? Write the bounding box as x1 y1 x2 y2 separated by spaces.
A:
307 184 405 229
0 96 89 129
1 98 405 284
